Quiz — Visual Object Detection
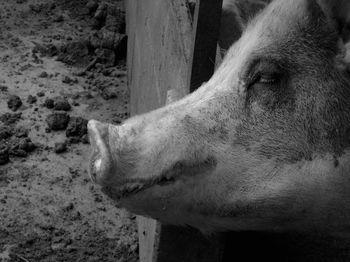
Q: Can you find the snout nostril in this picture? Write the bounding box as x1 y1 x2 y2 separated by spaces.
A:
95 158 102 171
89 157 102 183
87 129 95 146
87 119 114 185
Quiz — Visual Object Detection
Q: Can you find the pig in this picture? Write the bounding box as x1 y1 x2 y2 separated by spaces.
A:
88 0 350 235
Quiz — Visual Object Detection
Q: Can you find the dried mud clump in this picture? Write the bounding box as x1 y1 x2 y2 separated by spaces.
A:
7 95 22 111
38 71 48 78
0 126 13 140
37 91 45 97
66 117 88 138
0 143 9 165
54 141 67 154
33 1 127 68
0 85 8 92
0 126 36 164
44 98 54 109
56 41 90 66
9 137 36 158
46 113 70 131
100 86 118 100
32 43 58 57
27 95 37 104
0 126 12 165
17 137 36 152
0 112 22 125
52 96 71 111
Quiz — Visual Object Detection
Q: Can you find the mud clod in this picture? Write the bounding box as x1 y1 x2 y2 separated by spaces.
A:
67 136 81 144
53 96 71 111
0 112 22 125
57 42 90 66
27 95 37 104
100 86 118 100
0 125 34 161
62 75 78 85
46 113 70 131
14 127 29 138
37 91 45 97
7 95 22 111
38 71 48 78
44 98 54 109
0 126 13 140
10 148 28 157
0 144 9 165
0 85 8 92
54 142 67 154
33 42 58 57
17 137 36 152
66 117 88 138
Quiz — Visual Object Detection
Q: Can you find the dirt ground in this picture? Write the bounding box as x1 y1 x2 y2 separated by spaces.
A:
0 0 138 261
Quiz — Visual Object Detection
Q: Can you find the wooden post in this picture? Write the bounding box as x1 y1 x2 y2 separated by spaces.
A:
126 0 223 261
187 0 223 91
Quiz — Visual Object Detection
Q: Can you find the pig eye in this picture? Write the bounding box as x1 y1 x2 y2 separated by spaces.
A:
254 72 281 85
246 59 283 89
247 72 282 90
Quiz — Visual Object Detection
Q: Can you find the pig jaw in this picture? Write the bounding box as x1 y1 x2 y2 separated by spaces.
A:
116 152 350 235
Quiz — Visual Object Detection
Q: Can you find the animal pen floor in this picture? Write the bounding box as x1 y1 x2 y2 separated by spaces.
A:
0 0 138 261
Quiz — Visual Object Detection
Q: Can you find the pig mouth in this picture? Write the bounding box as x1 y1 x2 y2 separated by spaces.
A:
101 175 176 200
101 157 217 200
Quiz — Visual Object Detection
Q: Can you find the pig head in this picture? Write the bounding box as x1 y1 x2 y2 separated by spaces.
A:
88 0 350 234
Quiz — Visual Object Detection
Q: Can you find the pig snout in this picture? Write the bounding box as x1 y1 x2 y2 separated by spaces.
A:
87 120 118 186
87 100 217 202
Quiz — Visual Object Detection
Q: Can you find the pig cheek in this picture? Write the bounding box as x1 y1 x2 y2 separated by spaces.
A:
120 180 202 218
118 185 179 217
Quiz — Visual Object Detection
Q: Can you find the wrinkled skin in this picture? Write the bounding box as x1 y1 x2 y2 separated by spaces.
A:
88 0 350 234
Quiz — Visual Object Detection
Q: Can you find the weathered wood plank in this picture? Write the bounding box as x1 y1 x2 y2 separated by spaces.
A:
126 0 192 115
137 217 160 262
187 0 223 91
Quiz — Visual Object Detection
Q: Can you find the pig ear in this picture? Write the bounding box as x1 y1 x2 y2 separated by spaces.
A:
219 0 268 55
87 120 113 185
219 1 244 54
317 0 350 38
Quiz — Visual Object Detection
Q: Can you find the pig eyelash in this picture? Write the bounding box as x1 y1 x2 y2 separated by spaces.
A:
255 73 281 84
244 57 283 88
247 72 281 88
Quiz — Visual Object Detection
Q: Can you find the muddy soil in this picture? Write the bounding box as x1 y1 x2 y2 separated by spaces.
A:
0 0 138 261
